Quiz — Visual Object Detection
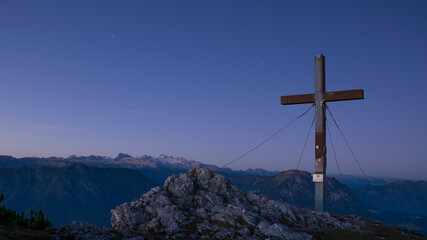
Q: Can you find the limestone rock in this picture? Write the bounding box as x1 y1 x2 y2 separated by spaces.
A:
111 168 368 239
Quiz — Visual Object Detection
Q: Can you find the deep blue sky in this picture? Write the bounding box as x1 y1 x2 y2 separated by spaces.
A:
0 0 426 179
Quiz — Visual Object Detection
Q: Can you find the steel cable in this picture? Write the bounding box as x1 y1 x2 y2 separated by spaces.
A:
325 105 366 240
325 105 368 179
221 104 314 168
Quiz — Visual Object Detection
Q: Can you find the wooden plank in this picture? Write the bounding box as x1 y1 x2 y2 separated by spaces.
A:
324 89 364 102
280 93 314 105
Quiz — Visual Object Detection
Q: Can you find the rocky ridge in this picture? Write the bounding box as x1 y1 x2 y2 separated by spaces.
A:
4 168 425 240
110 168 367 239
230 170 427 235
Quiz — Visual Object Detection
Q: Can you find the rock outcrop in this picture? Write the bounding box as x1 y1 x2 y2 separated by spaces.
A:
4 168 423 240
50 221 121 240
111 168 367 239
231 170 427 235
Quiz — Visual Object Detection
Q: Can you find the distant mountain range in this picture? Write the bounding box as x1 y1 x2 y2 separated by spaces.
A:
0 154 278 183
331 174 403 190
0 164 158 226
230 170 367 215
356 180 427 217
230 170 427 235
1 154 426 234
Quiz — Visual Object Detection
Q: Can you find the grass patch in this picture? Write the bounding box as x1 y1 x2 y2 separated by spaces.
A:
323 229 363 240
395 226 425 237
312 226 427 240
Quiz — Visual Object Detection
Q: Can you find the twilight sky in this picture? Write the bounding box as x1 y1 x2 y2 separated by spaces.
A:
0 0 426 179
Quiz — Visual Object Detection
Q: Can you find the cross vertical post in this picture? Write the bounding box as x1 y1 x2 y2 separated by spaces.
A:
314 55 326 212
280 54 364 213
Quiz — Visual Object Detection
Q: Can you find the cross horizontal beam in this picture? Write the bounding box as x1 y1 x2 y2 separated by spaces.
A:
281 89 364 105
324 89 364 102
280 93 314 105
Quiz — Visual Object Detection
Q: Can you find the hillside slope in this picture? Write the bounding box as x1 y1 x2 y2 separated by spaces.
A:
356 180 427 216
0 164 158 226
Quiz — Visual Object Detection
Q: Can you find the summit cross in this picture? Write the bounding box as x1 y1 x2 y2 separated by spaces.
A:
281 55 364 212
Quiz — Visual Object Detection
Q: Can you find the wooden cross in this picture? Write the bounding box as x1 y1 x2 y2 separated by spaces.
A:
281 55 364 212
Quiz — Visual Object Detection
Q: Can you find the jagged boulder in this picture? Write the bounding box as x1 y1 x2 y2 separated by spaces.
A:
111 168 366 239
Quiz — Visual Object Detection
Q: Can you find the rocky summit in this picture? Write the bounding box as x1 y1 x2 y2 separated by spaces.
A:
4 168 425 240
110 168 367 239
